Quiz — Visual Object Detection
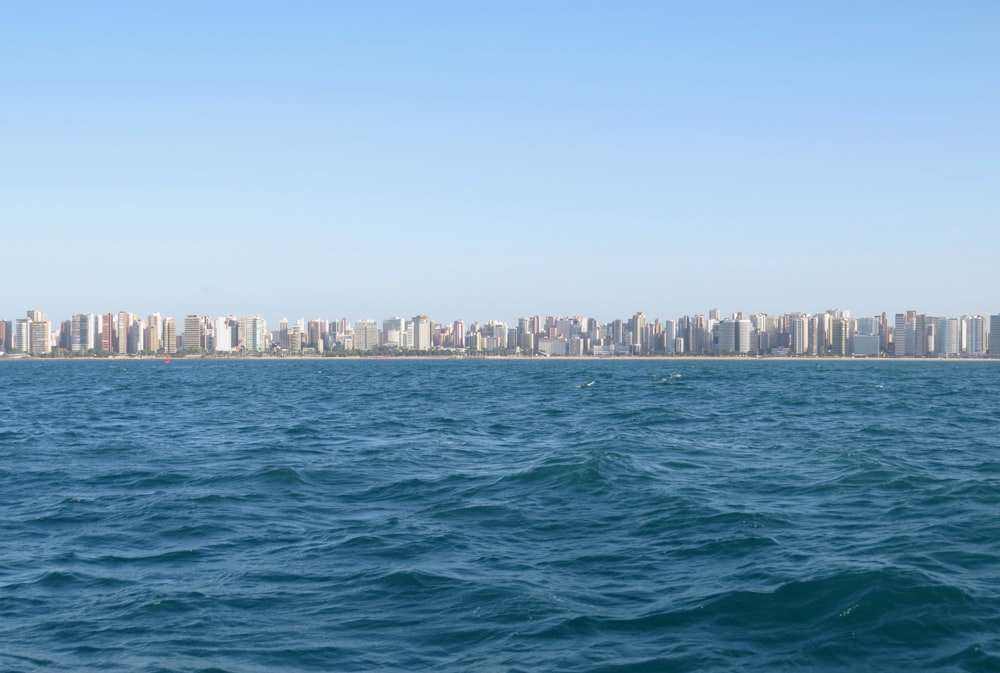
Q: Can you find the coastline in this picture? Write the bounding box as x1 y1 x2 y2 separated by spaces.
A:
3 354 998 363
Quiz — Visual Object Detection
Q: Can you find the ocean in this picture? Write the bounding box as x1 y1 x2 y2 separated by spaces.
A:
2 358 999 672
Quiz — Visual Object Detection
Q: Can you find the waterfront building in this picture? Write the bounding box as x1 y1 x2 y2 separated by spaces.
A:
69 313 93 352
146 314 161 353
183 315 202 353
116 312 130 354
942 318 959 357
29 318 51 355
214 317 233 353
0 320 10 352
892 313 907 358
127 319 144 355
537 337 568 356
989 315 1000 356
307 319 325 350
852 335 880 357
382 317 405 349
99 313 113 352
483 320 509 350
518 328 536 353
162 318 177 354
914 314 928 358
353 319 380 351
736 319 753 354
411 315 432 351
789 313 809 355
241 316 267 353
831 317 850 357
631 311 646 354
968 316 987 356
663 319 677 355
15 318 30 353
715 320 736 354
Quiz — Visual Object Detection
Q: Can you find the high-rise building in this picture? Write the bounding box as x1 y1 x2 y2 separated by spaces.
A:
663 319 677 355
146 314 161 353
943 318 959 357
831 318 850 357
14 318 30 353
100 313 113 352
989 315 1000 356
116 311 130 355
382 317 405 349
214 317 233 353
183 315 203 353
735 319 752 354
968 316 987 356
70 313 93 353
353 320 380 351
29 318 51 355
244 316 268 353
411 315 432 351
162 318 177 354
127 319 145 355
789 313 809 355
631 311 646 354
308 319 325 350
0 320 11 352
715 320 736 353
914 314 928 358
893 313 909 357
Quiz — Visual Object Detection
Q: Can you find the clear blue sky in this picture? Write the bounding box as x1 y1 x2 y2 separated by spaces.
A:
3 2 998 325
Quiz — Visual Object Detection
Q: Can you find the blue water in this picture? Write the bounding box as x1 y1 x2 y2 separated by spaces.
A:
2 359 1000 672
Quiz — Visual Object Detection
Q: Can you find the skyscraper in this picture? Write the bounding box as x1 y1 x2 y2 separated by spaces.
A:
116 311 130 355
162 318 177 354
29 318 51 355
411 315 432 351
0 320 11 352
789 313 809 355
968 316 987 356
353 320 380 351
244 316 268 353
831 318 850 357
989 315 1000 356
183 315 203 353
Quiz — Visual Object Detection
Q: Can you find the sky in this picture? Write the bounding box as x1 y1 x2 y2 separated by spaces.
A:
2 2 998 326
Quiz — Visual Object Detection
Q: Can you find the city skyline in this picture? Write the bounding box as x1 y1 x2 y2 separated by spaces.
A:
3 4 999 323
4 304 999 359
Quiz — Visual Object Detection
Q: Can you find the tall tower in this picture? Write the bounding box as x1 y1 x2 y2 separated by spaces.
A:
146 314 161 353
184 315 203 353
789 313 809 355
631 311 646 354
989 315 1000 356
28 312 51 355
411 315 432 351
116 311 130 354
162 318 177 354
831 318 850 357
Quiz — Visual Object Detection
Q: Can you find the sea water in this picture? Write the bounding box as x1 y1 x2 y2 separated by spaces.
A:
2 359 999 672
